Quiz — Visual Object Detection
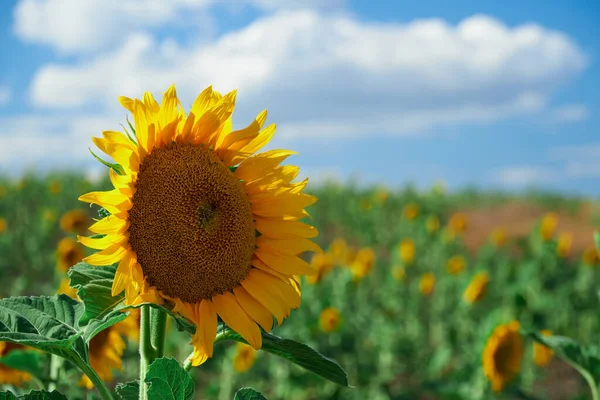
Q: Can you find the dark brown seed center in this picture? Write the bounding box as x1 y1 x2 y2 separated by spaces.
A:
128 142 255 303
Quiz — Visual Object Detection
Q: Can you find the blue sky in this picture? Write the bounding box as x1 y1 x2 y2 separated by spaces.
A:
0 0 599 195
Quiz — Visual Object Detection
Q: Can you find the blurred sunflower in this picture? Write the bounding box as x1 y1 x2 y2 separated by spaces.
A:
60 209 90 234
0 342 31 385
49 181 61 194
329 238 349 265
556 233 572 258
360 198 373 211
306 252 335 284
425 215 440 234
78 85 319 366
463 272 489 304
446 255 466 275
539 213 558 241
490 228 507 248
375 189 388 204
419 273 435 296
398 239 415 266
391 265 406 281
351 247 375 281
56 237 85 273
233 343 257 373
58 277 78 299
533 330 553 367
582 246 599 266
483 321 523 392
319 307 341 333
0 218 6 234
402 203 419 220
448 212 468 235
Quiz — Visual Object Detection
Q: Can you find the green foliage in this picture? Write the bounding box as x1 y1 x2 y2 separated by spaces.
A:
234 388 267 400
0 350 44 379
114 381 140 400
0 391 67 400
145 358 194 400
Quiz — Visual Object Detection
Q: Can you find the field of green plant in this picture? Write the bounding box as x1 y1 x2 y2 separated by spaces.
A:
1 174 600 400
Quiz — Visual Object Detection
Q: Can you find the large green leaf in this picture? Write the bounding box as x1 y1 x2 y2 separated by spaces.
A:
145 358 194 400
0 295 87 362
0 349 44 378
234 388 267 400
218 328 350 387
115 381 140 400
0 391 67 400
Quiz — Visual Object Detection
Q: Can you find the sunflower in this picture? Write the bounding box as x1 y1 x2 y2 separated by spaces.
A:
483 321 523 392
77 85 319 366
398 239 415 266
351 247 375 281
463 272 489 304
539 213 558 241
58 277 78 299
582 246 599 266
319 307 341 333
419 273 435 296
0 218 6 234
448 212 468 235
446 255 466 275
425 215 440 234
49 181 61 194
0 341 31 385
391 265 406 281
60 209 90 234
490 228 507 248
556 233 572 258
80 322 129 389
306 252 335 284
533 330 553 367
233 343 257 373
329 238 349 265
375 189 388 203
56 237 85 273
402 203 419 220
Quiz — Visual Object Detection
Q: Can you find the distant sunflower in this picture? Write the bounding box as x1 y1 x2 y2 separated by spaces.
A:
556 233 572 258
329 238 349 265
78 85 319 366
233 343 257 373
80 322 128 389
306 252 335 284
490 228 507 248
60 209 90 234
402 203 419 220
319 307 341 333
539 213 558 241
49 181 61 194
448 212 468 235
533 330 553 367
351 247 375 281
0 342 31 385
483 321 523 392
0 218 6 234
463 272 489 304
58 277 78 299
56 237 85 273
391 265 406 281
398 239 415 266
582 246 599 266
425 215 440 234
419 273 435 296
446 255 466 275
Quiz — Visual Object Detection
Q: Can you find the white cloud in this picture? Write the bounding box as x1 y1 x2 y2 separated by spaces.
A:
493 166 557 186
0 87 11 106
552 104 590 122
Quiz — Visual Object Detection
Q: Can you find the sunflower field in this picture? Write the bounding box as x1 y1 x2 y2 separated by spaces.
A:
1 88 600 400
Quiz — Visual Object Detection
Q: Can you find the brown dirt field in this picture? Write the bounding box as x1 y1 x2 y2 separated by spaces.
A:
455 202 600 255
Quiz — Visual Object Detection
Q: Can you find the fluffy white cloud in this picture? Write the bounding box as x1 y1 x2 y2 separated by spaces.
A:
27 11 587 142
0 86 11 106
493 166 557 186
552 104 590 122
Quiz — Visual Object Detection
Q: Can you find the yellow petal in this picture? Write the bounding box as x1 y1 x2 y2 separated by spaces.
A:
190 86 222 120
118 96 135 113
251 193 317 218
240 270 287 325
233 286 274 332
256 237 321 255
78 234 126 250
190 299 218 366
83 243 128 266
255 249 316 275
236 150 296 182
112 252 134 296
212 292 262 349
79 190 132 214
254 218 318 239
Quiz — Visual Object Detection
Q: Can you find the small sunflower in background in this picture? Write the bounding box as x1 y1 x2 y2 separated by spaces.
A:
351 247 375 281
533 330 553 367
375 189 388 204
398 239 415 266
77 85 319 366
60 209 90 235
425 215 440 234
391 265 406 281
446 255 466 275
402 203 419 220
463 272 489 304
49 180 61 194
0 218 6 234
448 212 468 235
483 320 523 392
56 237 85 273
582 246 599 266
329 238 349 265
233 343 257 373
58 277 78 299
556 233 573 258
490 227 507 248
0 341 31 386
419 273 435 296
539 213 558 241
360 198 373 211
319 307 341 333
306 252 335 284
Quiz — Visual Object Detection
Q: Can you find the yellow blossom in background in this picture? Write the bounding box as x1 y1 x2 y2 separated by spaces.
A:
0 342 31 385
447 255 466 275
345 247 357 266
533 330 553 367
49 181 61 194
233 343 257 373
490 228 507 247
539 213 558 241
43 208 58 223
403 203 419 220
392 265 406 281
58 277 78 299
375 189 388 203
448 212 468 235
319 307 341 333
582 246 599 266
398 239 416 265
556 233 573 258
351 247 375 281
80 323 128 389
483 321 523 392
0 218 6 234
419 273 435 296
306 252 335 284
56 237 85 273
360 198 373 211
425 215 440 234
60 209 90 235
329 238 349 265
463 272 489 304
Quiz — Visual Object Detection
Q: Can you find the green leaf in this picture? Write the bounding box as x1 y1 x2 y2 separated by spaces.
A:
115 381 140 400
145 358 194 400
0 391 68 400
594 232 600 252
88 148 125 175
218 328 350 387
0 392 17 400
0 295 87 362
84 312 128 342
234 388 267 400
0 349 44 378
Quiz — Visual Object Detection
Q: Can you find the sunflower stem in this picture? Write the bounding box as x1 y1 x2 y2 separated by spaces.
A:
139 305 154 400
150 307 167 358
71 355 115 400
183 354 193 372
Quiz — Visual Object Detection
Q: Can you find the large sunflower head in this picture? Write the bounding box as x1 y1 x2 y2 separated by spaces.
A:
78 85 319 366
483 321 523 392
0 341 31 385
56 237 85 273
